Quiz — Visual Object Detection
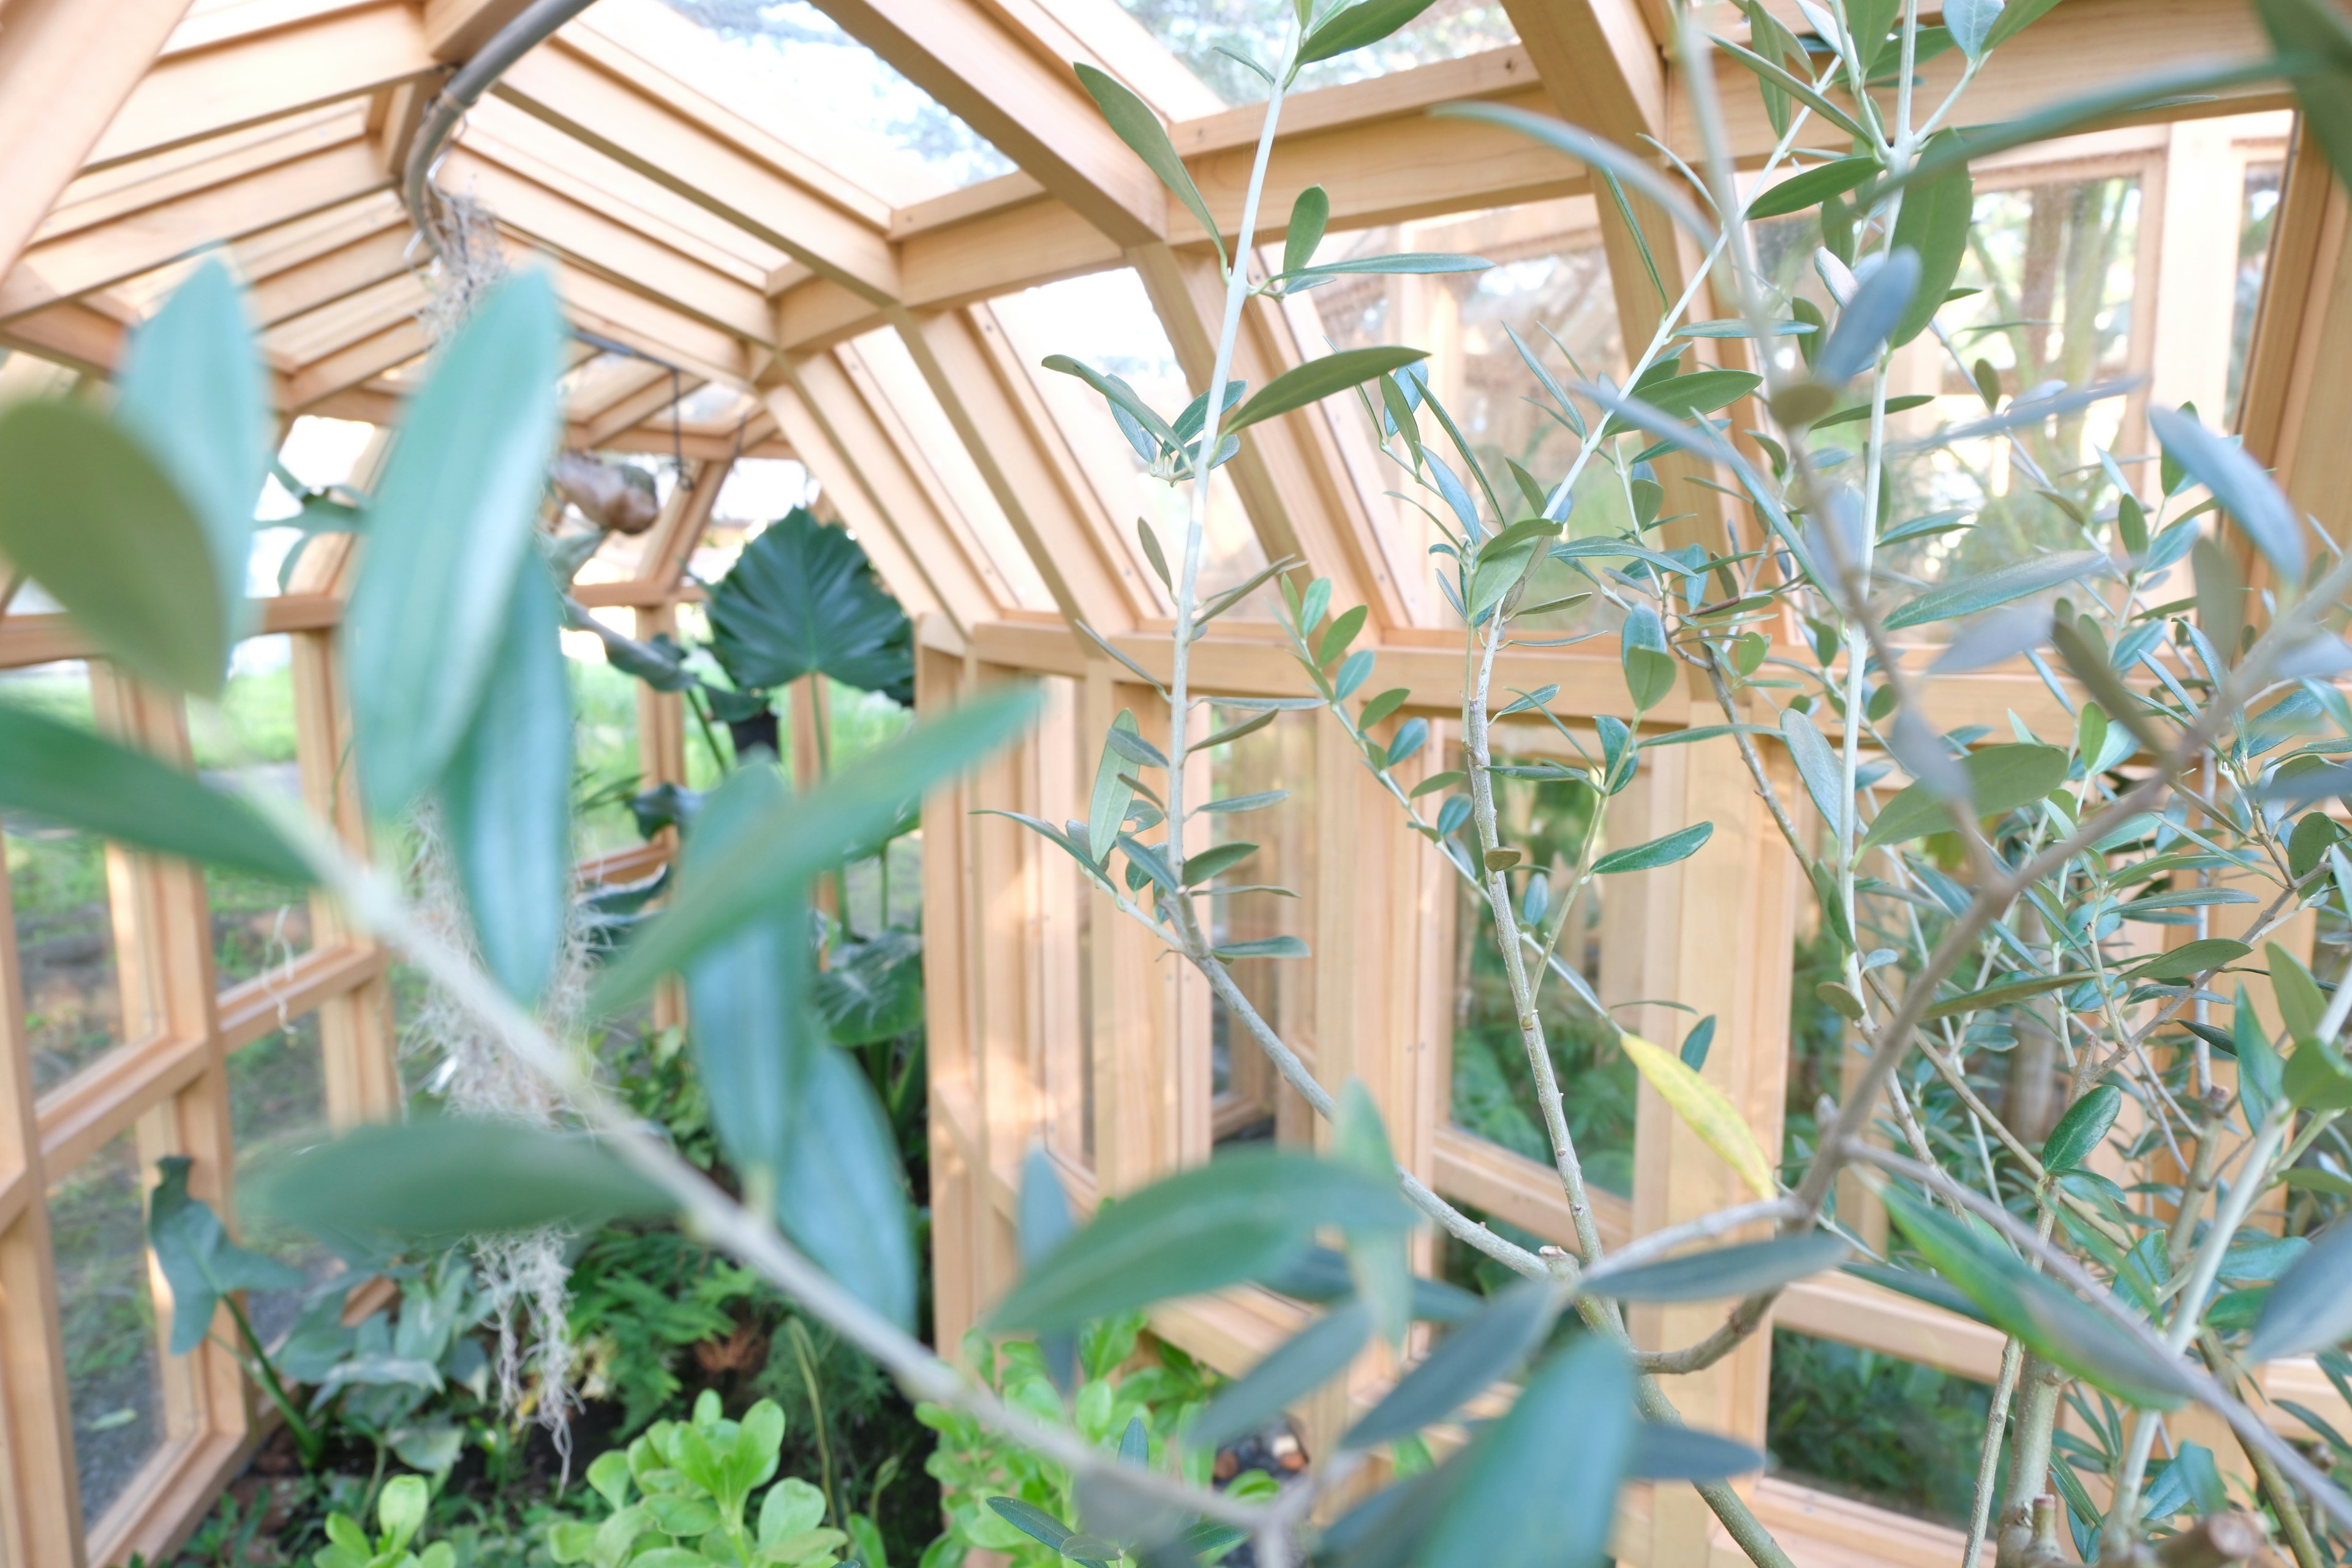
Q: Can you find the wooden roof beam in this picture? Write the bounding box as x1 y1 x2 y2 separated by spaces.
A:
805 0 1169 246
83 1 437 172
894 304 1151 630
763 350 998 630
423 0 540 62
437 146 777 345
0 130 391 322
584 368 707 448
493 32 901 298
0 0 189 277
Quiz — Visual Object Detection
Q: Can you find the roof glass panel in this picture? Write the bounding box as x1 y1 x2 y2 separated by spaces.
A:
650 0 1014 189
994 268 1268 616
1115 0 1516 105
850 328 1056 612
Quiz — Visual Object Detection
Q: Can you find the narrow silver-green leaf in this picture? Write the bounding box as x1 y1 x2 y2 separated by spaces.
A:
1227 348 1430 434
345 271 564 816
0 400 227 697
1431 104 1716 244
1863 744 2066 848
1883 551 2109 631
1580 1233 1849 1302
990 1152 1412 1331
1593 821 1714 874
2147 405 2303 579
1074 63 1226 265
773 1044 918 1330
1886 131 1974 346
1188 1300 1372 1453
440 560 571 1003
114 257 267 650
249 1117 671 1243
1299 0 1440 62
0 702 314 885
2038 1084 2122 1175
1342 1278 1561 1449
594 689 1039 1009
1421 1335 1633 1568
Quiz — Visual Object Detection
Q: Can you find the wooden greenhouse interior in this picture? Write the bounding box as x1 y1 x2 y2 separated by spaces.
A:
1 0 2350 1563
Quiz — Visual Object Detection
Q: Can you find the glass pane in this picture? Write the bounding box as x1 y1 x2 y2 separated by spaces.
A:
995 269 1269 614
1447 758 1635 1196
1879 174 2145 609
253 415 379 597
1118 0 1515 105
201 636 314 988
230 1012 341 1344
49 1133 168 1525
850 329 1056 612
1304 201 1626 630
636 0 1012 190
2225 157 2285 426
3 664 123 1095
1207 707 1315 1148
1766 1329 1992 1526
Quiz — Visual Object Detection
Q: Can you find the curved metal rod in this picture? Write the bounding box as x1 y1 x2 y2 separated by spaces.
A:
402 0 603 249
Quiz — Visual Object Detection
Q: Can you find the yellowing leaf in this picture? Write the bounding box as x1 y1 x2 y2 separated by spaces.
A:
1620 1035 1776 1199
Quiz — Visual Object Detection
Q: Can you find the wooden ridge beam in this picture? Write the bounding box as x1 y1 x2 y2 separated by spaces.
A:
423 0 539 62
0 132 390 322
84 1 435 172
0 0 190 278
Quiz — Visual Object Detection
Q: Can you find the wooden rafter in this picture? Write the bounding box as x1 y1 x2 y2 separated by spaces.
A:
84 0 436 172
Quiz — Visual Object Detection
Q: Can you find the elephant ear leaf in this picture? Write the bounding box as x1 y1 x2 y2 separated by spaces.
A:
149 1155 304 1354
707 508 913 703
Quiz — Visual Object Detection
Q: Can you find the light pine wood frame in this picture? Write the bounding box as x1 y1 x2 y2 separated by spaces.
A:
0 1 2345 1562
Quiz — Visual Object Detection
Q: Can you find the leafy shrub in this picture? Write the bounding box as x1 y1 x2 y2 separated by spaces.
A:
548 1392 851 1567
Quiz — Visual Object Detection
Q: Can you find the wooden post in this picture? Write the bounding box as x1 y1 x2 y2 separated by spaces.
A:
0 804 83 1564
1608 717 1796 1566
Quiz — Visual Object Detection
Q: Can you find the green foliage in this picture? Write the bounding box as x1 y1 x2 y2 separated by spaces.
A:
548 1393 852 1568
1766 1331 1991 1525
708 509 914 705
315 1475 454 1568
920 1317 1234 1568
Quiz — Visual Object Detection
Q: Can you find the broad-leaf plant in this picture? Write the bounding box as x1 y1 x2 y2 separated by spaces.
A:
9 0 2352 1564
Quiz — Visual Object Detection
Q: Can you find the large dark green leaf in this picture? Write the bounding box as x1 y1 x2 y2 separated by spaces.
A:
816 929 925 1044
1075 64 1225 264
593 688 1039 1009
1226 349 1429 434
439 560 571 1004
1189 1299 1371 1452
1342 1278 1561 1450
1581 1232 1848 1302
115 257 267 652
2248 1219 2352 1361
1882 1188 2192 1407
707 508 914 701
249 1117 671 1244
149 1155 305 1354
773 1044 918 1330
1886 130 1973 346
1861 743 2065 847
989 1151 1412 1331
0 399 227 697
344 271 564 817
1422 1335 1633 1568
0 702 314 884
1882 550 2108 630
